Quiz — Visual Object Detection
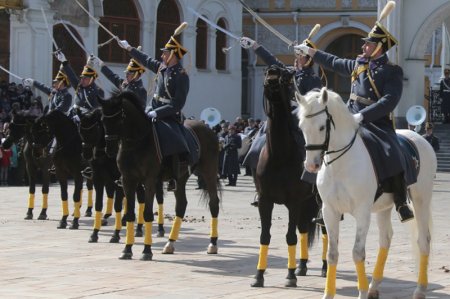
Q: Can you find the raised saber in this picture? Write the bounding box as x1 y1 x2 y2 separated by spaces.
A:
239 0 294 47
0 65 23 81
60 20 91 55
40 7 60 51
188 7 240 41
75 0 117 40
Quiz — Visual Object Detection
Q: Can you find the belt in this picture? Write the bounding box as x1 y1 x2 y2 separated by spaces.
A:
349 93 376 106
154 94 171 104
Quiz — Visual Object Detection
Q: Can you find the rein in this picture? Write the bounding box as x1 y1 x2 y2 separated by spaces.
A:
304 106 357 166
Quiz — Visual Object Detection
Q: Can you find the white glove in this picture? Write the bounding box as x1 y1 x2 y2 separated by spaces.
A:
117 38 131 51
353 113 363 124
55 50 67 62
240 37 255 49
72 114 80 123
147 110 157 119
86 55 96 68
23 78 34 87
294 44 311 56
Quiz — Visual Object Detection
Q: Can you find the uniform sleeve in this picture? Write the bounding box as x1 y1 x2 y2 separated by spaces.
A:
313 50 355 77
62 62 80 89
153 72 189 118
101 65 123 88
129 48 161 74
32 80 52 95
55 92 73 114
359 65 403 123
254 45 285 67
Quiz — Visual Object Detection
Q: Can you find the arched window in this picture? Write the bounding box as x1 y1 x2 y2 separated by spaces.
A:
99 0 140 63
53 24 86 77
196 18 208 69
216 18 227 71
0 10 10 82
156 0 180 58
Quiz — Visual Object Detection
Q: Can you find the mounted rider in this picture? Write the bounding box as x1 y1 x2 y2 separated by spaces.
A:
22 64 72 115
296 5 414 222
117 22 190 192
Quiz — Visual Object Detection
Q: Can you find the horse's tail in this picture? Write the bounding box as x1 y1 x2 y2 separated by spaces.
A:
199 175 223 205
300 192 320 248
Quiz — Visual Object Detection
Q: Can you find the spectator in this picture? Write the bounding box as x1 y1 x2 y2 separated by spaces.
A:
1 137 12 185
221 125 242 186
422 122 440 152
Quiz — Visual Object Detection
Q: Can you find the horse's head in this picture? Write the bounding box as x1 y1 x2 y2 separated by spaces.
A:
99 92 123 158
2 110 29 149
79 108 103 161
263 65 295 116
31 114 53 158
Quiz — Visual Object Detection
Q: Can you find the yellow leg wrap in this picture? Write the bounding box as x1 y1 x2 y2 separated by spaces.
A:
288 244 296 269
114 212 122 230
125 221 135 245
123 197 127 214
157 204 164 224
94 211 102 230
257 244 269 270
300 233 308 260
372 247 389 281
418 254 429 286
322 234 328 261
210 218 218 238
105 197 113 214
355 260 369 291
325 264 337 296
144 222 153 245
28 194 35 209
62 200 69 216
42 194 48 209
87 190 93 208
74 202 81 218
168 216 182 241
138 203 144 225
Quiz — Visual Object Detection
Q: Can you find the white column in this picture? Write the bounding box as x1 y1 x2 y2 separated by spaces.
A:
441 22 447 78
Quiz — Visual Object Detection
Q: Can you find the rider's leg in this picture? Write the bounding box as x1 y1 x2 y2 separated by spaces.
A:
391 173 414 223
167 155 179 192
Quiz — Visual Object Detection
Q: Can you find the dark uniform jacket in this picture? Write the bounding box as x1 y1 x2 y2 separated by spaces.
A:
222 132 242 176
439 77 450 115
422 133 440 152
129 48 190 157
63 62 104 114
313 50 409 183
101 65 147 109
32 80 72 115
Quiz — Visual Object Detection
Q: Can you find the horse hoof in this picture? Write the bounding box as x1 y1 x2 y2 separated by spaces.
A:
110 235 120 243
69 219 79 230
284 278 297 288
57 221 67 229
250 278 264 288
89 234 98 243
119 252 133 260
156 230 165 237
37 213 48 220
103 213 112 219
135 230 143 237
162 242 175 254
140 253 153 261
295 267 307 276
101 219 108 226
207 244 218 254
321 268 327 278
368 290 379 299
24 213 33 220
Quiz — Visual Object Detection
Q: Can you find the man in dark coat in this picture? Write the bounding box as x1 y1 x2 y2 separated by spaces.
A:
117 22 190 191
23 64 72 115
422 122 440 152
222 125 242 186
439 69 450 123
296 19 414 222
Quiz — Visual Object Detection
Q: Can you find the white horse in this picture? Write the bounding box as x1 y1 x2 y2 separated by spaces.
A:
295 88 436 299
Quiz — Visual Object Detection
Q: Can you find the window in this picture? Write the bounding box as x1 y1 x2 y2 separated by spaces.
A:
196 18 208 69
215 18 227 71
53 24 86 77
156 0 180 59
99 0 140 63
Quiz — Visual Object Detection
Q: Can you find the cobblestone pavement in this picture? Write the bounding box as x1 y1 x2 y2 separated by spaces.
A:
0 172 449 299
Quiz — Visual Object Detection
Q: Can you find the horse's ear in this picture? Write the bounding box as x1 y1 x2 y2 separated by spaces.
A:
295 91 306 106
319 87 328 105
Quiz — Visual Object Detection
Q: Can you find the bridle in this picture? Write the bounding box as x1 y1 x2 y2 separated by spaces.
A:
304 105 357 166
102 108 123 144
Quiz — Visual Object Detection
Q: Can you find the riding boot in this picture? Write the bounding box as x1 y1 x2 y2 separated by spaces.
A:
392 174 414 223
167 155 180 192
81 166 93 180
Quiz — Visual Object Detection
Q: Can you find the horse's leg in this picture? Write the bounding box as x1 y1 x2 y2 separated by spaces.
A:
88 174 104 243
103 179 114 220
38 163 50 220
368 208 393 299
155 180 165 237
322 206 341 299
251 197 274 288
321 225 328 277
119 176 137 259
135 184 145 237
110 182 124 243
85 178 94 217
141 178 156 261
69 174 83 229
352 209 372 299
203 167 220 254
162 176 188 254
24 162 36 220
410 186 433 299
285 207 298 287
57 176 69 229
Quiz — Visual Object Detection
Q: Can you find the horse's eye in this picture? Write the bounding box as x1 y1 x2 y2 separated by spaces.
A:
319 125 325 131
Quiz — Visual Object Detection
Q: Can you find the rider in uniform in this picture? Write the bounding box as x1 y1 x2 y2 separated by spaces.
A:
296 14 414 222
117 22 190 192
23 64 72 115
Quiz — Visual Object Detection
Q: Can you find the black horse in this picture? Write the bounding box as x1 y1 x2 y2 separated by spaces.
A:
99 90 221 260
251 65 321 287
2 110 52 220
32 109 91 229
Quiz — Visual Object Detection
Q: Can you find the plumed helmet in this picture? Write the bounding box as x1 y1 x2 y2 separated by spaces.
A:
126 46 145 74
161 22 188 59
362 1 398 52
53 64 70 86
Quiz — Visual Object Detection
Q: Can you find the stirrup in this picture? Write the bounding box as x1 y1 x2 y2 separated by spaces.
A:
48 166 56 175
81 168 93 180
312 217 325 227
115 177 123 188
397 204 414 223
167 179 177 192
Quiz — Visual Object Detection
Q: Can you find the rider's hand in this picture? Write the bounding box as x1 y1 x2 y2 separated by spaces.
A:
55 50 67 62
146 110 157 119
240 37 256 49
294 44 312 56
116 38 131 51
353 113 363 124
72 114 80 123
23 78 34 87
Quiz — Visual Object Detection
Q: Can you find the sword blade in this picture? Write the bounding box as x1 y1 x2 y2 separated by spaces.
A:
75 0 117 40
0 65 23 81
40 7 60 51
239 0 294 46
60 20 90 55
188 7 240 41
